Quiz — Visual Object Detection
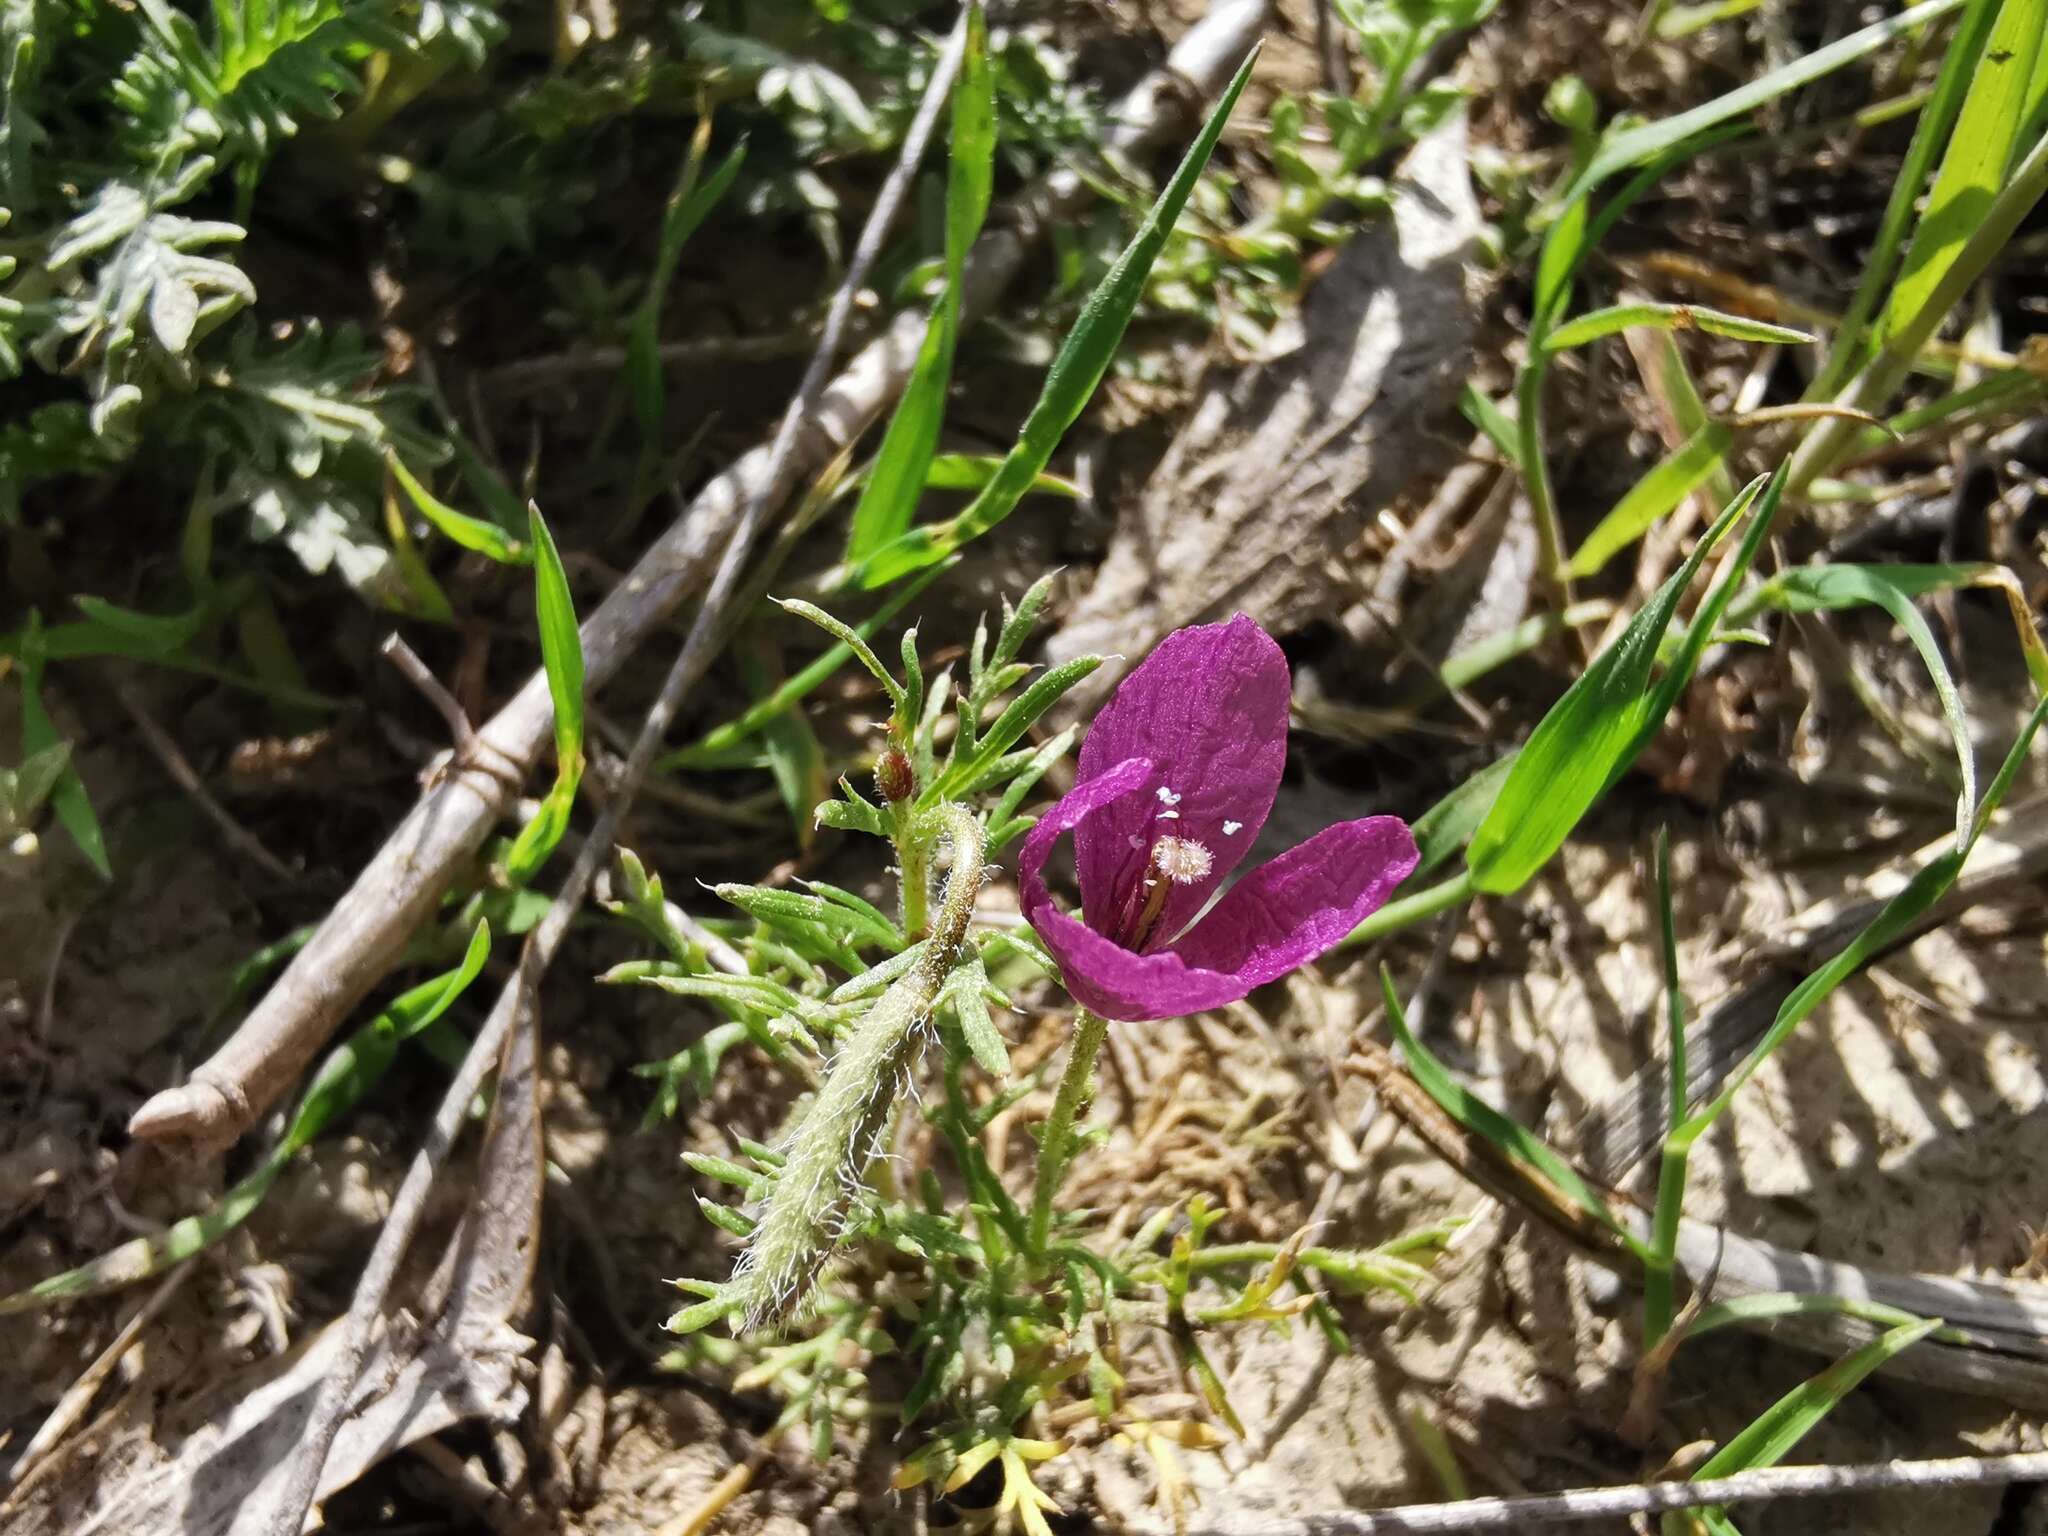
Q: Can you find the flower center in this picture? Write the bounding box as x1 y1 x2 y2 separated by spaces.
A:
1117 835 1213 952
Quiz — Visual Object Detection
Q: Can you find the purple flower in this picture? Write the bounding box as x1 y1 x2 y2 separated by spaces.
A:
1020 615 1419 1023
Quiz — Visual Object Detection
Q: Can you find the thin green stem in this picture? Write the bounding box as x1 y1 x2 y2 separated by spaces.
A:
1352 26 1420 166
1028 1005 1111 1255
1342 867 1477 949
1643 1138 1691 1349
1515 358 1572 601
897 805 931 938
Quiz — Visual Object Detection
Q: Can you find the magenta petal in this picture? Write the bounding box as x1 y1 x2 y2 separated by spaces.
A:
1019 754 1156 937
1025 902 1272 1022
1017 752 1250 1021
1072 615 1290 939
1170 817 1419 990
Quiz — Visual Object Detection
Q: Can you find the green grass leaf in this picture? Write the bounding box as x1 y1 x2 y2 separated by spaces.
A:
1676 1291 1934 1345
1678 691 2047 1146
390 452 529 564
1409 754 1515 881
851 43 1260 589
1689 1318 1942 1487
70 594 212 652
506 505 584 884
1881 0 2045 350
18 654 109 879
1644 828 1686 1348
922 455 1079 498
1566 421 1736 579
1541 302 1813 352
1809 0 2002 398
0 920 490 1313
627 136 748 442
1382 969 1649 1261
1743 564 1977 845
1566 0 1965 211
1458 381 1521 468
844 4 994 561
528 503 584 772
1466 471 1772 895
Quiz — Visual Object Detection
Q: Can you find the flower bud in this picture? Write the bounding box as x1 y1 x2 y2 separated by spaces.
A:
874 747 915 804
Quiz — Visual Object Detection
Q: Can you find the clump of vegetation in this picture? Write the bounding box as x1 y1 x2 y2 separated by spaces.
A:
7 0 2048 1531
619 591 1448 1526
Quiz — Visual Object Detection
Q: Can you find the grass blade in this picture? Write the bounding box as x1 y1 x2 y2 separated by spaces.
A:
1644 828 1685 1350
506 505 585 883
1741 564 1978 845
1566 420 1735 579
851 43 1260 589
1689 1319 1943 1486
1879 0 2044 349
1541 302 1812 352
1382 969 1649 1261
844 3 994 561
627 133 748 442
1680 692 2047 1144
1569 0 1966 206
1809 0 2002 397
389 452 530 565
1466 472 1770 895
19 652 109 879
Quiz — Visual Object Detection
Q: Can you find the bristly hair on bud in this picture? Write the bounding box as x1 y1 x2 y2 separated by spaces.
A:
722 803 985 1332
875 745 916 804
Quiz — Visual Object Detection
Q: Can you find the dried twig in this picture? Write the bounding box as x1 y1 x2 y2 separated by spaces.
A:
128 0 1273 1155
107 671 294 881
483 328 818 398
1187 1450 2048 1535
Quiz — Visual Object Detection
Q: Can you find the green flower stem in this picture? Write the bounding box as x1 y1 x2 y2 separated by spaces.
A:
896 803 931 939
1028 1004 1111 1256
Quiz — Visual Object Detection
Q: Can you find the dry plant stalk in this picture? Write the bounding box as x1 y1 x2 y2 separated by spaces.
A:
1189 1450 2048 1535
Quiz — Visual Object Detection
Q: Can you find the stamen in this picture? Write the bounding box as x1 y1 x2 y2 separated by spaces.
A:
1151 836 1212 884
1118 836 1215 952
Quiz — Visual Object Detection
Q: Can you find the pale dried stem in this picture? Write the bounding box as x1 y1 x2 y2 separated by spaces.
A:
107 670 294 882
1195 1450 2048 1534
128 0 1271 1155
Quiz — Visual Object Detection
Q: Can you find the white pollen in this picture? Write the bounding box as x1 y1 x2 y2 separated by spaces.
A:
1152 836 1213 884
1156 808 1179 820
1222 820 1243 835
1155 786 1182 806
